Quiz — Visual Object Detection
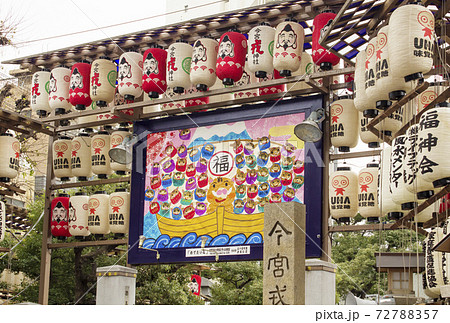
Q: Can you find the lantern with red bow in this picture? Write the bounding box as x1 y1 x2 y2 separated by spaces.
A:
312 10 340 71
167 40 192 94
329 166 358 223
91 131 112 179
69 61 92 111
109 188 130 236
247 23 275 79
330 97 358 152
30 70 51 117
273 19 304 77
358 163 380 223
118 50 143 102
110 128 131 175
71 132 92 181
90 56 116 107
216 28 247 86
53 135 72 182
51 193 71 239
190 37 219 91
143 45 167 98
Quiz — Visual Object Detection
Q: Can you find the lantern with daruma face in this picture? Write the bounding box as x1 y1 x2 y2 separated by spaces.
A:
190 37 219 91
388 3 434 82
71 132 92 181
143 46 167 98
69 61 92 111
247 23 275 79
30 70 51 117
69 192 90 238
167 40 192 93
185 85 209 107
88 191 110 237
110 128 131 175
358 163 380 223
53 136 72 182
329 166 358 224
51 193 71 238
118 51 143 102
235 61 258 99
90 57 117 108
91 131 112 179
216 29 247 86
0 133 19 183
273 19 304 77
330 97 358 152
49 66 71 116
109 188 130 236
258 69 286 98
312 11 340 71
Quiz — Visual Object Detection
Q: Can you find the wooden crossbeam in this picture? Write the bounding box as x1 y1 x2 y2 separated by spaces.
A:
423 210 450 229
329 149 382 161
329 222 428 236
50 176 130 191
48 238 128 249
0 108 54 136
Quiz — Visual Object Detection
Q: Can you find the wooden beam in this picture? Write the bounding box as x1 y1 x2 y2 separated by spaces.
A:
0 247 10 253
329 222 428 236
48 238 128 250
0 108 54 136
423 211 450 229
0 183 26 195
329 149 382 161
50 176 130 191
367 0 401 33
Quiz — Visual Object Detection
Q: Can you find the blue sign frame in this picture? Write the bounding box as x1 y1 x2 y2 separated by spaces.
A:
128 95 324 265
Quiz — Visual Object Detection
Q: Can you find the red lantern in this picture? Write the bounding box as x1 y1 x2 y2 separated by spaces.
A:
259 69 285 97
312 11 340 71
216 29 247 86
142 46 167 99
51 193 71 238
185 85 209 108
69 61 92 111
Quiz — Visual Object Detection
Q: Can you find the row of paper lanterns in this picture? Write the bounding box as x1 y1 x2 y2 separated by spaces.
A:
30 11 344 118
51 189 130 238
329 102 449 223
53 127 131 182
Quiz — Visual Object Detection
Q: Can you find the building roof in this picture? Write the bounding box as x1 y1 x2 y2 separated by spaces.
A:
375 252 425 272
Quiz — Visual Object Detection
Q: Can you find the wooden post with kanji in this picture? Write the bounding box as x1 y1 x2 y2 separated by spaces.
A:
263 201 305 305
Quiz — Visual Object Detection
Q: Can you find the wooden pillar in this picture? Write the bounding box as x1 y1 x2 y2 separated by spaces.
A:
38 135 54 304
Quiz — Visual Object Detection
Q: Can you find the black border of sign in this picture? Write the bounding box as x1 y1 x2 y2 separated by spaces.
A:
128 94 324 265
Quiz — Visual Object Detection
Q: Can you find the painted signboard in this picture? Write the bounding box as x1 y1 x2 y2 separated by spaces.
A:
128 95 323 264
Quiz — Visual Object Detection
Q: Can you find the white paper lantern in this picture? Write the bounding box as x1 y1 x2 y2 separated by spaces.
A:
88 191 110 236
248 23 275 79
379 146 404 220
30 70 51 117
417 86 447 113
289 51 314 92
71 132 92 181
390 135 417 210
364 37 378 118
330 98 359 152
359 112 383 148
234 61 258 99
208 78 234 104
110 128 131 175
423 227 445 298
190 37 218 91
48 66 72 116
416 106 450 188
413 201 436 226
377 106 403 137
329 166 358 223
358 163 380 222
90 57 117 107
91 131 112 179
0 133 19 182
167 41 192 93
405 124 435 199
118 51 143 101
0 201 5 242
354 50 372 116
69 192 90 237
388 3 434 82
53 136 72 181
161 87 185 110
109 189 130 236
273 19 304 77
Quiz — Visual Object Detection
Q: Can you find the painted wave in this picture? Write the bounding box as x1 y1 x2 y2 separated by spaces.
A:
142 232 263 249
188 130 252 149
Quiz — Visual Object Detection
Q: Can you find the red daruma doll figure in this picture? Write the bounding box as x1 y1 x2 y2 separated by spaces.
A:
51 193 71 239
216 28 247 86
312 10 340 71
70 60 92 111
142 45 167 99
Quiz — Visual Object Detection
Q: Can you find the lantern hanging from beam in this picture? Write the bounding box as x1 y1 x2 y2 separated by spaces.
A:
109 188 130 236
364 37 379 118
190 37 219 91
289 51 314 92
416 104 450 188
110 128 131 175
90 56 117 108
161 87 185 110
69 192 90 238
413 201 436 227
143 46 168 98
358 112 383 148
258 69 285 97
71 132 92 181
358 163 380 223
216 29 247 86
91 131 112 179
88 191 110 237
354 50 372 117
208 78 234 104
51 193 71 238
30 70 51 117
234 60 258 99
53 135 72 182
49 66 71 116
423 227 444 298
388 3 434 82
118 51 143 102
330 97 358 152
273 19 304 77
312 10 340 71
69 61 92 111
390 135 417 210
185 85 209 107
329 166 358 224
247 23 275 79
167 40 192 93
417 86 447 113
376 106 403 137
0 133 19 183
380 146 404 220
